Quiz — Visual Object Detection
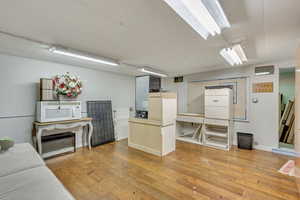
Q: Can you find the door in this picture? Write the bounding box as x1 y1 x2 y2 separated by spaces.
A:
250 74 279 149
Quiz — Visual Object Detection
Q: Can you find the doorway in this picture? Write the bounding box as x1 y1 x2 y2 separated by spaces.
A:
279 67 295 149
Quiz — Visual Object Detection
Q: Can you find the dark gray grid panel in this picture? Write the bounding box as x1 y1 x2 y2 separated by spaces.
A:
87 101 115 146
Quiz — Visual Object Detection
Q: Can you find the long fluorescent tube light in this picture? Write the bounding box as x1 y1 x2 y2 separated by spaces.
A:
220 44 247 66
164 0 230 39
140 68 168 78
49 47 119 66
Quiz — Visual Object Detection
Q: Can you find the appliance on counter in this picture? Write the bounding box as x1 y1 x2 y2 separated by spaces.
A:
136 110 148 119
36 101 81 122
135 75 161 119
148 76 161 92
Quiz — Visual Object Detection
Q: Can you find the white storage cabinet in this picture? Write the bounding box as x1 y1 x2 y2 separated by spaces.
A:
203 88 233 150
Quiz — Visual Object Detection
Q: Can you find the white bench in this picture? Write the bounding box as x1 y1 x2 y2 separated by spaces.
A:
0 143 75 200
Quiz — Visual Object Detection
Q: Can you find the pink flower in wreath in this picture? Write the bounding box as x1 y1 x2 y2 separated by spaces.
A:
59 83 65 89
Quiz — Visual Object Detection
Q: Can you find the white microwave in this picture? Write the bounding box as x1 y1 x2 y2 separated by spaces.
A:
36 101 82 122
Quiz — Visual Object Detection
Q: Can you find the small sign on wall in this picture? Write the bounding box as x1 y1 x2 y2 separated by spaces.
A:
253 82 273 93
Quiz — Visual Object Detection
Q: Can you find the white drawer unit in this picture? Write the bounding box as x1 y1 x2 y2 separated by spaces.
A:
205 106 230 120
204 88 233 120
203 87 233 151
205 95 229 107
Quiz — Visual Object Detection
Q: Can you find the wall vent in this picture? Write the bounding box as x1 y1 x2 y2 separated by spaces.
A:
255 65 274 76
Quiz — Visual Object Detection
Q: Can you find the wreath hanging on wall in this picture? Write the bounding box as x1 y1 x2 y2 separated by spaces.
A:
53 72 82 97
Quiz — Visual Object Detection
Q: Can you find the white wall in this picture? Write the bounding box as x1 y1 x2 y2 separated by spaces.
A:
164 63 296 151
0 53 135 146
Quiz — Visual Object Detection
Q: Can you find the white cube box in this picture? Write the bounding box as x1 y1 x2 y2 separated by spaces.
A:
148 93 177 126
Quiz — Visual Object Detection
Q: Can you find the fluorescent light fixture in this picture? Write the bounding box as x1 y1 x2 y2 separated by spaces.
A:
232 44 247 62
164 0 230 39
220 44 247 66
140 68 168 78
220 48 236 66
49 46 119 66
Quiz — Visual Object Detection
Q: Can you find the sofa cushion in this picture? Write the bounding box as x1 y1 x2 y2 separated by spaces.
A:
0 143 44 177
0 166 74 200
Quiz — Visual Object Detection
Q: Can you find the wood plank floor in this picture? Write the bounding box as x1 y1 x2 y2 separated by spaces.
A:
46 140 300 200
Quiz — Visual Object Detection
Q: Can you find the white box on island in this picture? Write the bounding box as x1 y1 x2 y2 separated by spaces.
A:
128 92 177 156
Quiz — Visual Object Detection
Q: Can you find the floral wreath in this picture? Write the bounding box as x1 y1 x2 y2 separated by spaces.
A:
53 72 82 97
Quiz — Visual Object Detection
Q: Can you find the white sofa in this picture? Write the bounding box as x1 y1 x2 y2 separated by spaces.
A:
0 143 75 200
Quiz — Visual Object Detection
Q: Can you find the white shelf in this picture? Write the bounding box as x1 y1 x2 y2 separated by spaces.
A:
204 118 229 126
177 136 202 145
181 131 194 137
205 131 227 138
205 140 228 150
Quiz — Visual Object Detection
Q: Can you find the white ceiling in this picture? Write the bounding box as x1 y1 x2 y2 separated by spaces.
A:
0 0 299 76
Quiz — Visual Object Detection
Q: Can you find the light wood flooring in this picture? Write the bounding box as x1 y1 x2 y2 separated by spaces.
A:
46 140 300 200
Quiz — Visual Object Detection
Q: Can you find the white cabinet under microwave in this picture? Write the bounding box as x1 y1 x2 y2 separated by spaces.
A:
36 101 82 122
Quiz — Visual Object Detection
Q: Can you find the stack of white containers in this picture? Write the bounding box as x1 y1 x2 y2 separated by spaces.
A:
203 87 233 150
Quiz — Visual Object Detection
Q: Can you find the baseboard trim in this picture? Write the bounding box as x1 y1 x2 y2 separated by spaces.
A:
128 142 161 156
272 148 300 157
116 136 128 141
253 145 273 152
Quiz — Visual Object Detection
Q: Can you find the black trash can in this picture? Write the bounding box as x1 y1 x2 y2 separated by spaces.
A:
237 132 253 150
